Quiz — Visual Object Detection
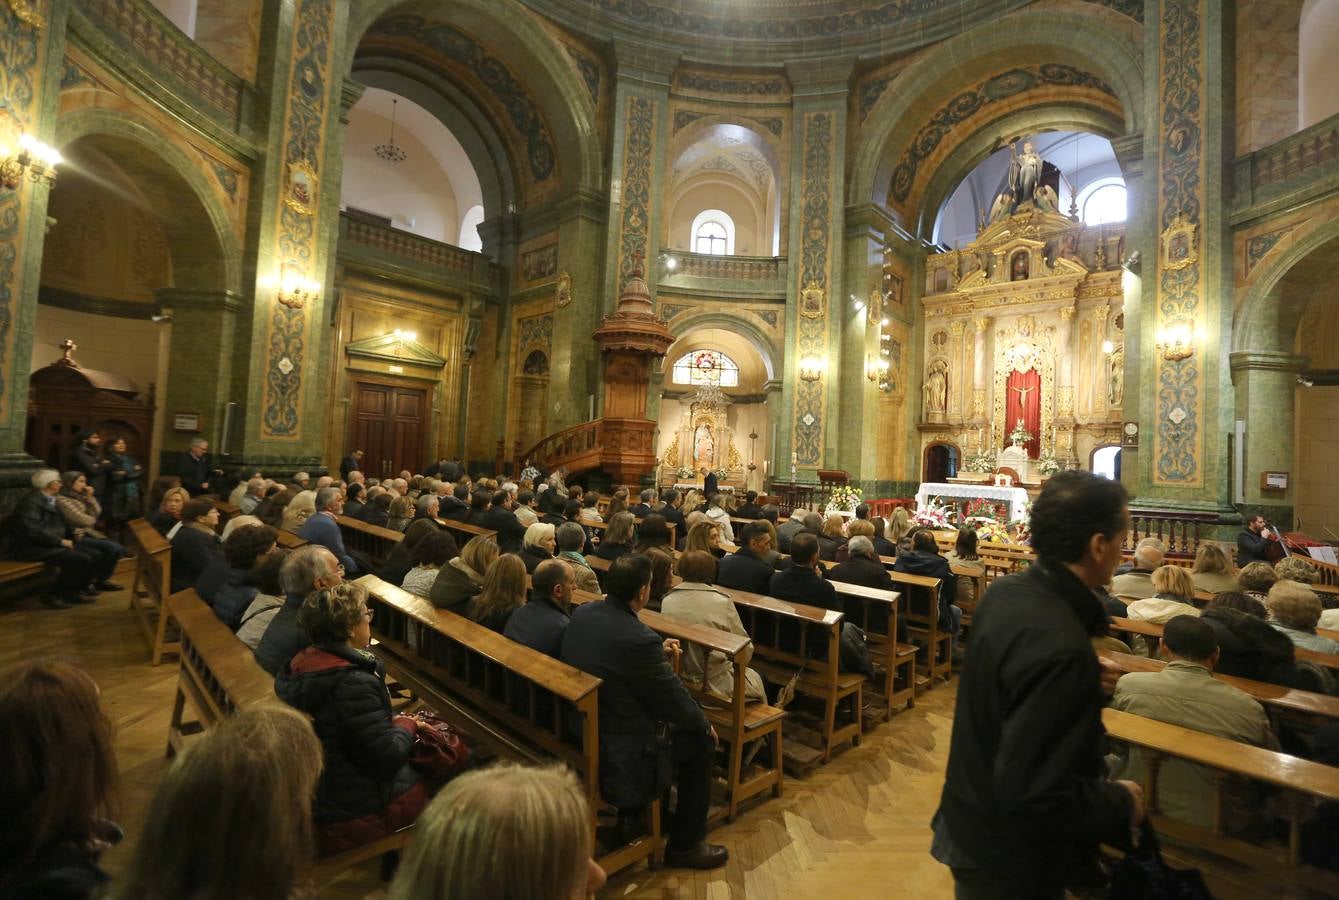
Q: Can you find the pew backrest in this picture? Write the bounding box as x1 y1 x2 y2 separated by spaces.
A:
335 515 403 568
167 588 275 724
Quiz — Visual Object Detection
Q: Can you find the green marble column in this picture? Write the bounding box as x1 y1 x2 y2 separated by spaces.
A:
779 59 852 481
0 0 70 494
1230 350 1302 521
156 289 244 456
547 196 611 432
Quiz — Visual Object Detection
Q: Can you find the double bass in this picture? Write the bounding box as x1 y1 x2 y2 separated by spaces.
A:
1263 521 1289 563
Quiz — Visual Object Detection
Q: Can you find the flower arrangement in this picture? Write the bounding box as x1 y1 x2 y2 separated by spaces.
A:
1037 452 1061 477
827 484 863 512
676 466 694 480
965 450 996 474
913 497 954 529
966 517 1012 544
963 498 1005 521
711 467 729 480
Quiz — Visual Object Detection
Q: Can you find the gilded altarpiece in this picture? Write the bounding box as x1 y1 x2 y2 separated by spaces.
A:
919 209 1125 473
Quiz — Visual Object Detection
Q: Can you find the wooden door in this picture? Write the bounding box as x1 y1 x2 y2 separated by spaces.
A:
350 382 428 478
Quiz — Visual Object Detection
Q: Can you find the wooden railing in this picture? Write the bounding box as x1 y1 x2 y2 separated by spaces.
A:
1125 508 1219 556
765 481 818 517
520 419 603 474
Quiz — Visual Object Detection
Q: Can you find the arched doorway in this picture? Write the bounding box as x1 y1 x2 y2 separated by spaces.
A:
515 350 550 454
1091 444 1122 480
923 442 959 483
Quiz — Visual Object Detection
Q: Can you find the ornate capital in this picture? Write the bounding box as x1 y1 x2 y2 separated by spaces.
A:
1059 306 1076 321
949 320 966 337
974 317 991 333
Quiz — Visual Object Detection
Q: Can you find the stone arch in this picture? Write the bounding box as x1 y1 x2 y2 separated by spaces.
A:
664 309 780 382
849 6 1143 219
53 108 240 294
345 0 604 198
1233 218 1339 355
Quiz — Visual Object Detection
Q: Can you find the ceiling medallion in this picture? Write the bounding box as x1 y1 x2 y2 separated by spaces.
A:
374 98 408 163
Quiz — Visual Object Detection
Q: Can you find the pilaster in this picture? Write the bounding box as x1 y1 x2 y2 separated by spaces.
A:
156 289 245 456
1230 350 1305 509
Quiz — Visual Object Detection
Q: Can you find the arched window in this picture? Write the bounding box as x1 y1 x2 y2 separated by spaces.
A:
671 350 739 387
1078 179 1127 226
689 209 736 256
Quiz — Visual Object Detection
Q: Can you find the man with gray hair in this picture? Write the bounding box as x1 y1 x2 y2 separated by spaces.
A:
1111 540 1164 600
237 476 266 514
254 545 344 674
12 469 97 608
775 508 809 553
296 486 360 576
830 535 899 594
288 471 310 493
178 436 221 496
631 488 656 518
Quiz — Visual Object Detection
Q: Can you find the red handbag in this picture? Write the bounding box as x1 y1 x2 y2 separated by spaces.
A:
407 711 472 782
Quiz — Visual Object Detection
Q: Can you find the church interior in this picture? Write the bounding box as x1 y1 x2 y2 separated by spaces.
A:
6 0 1339 897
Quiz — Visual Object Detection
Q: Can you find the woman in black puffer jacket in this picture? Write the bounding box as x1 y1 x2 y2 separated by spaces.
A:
275 581 426 857
1200 592 1327 693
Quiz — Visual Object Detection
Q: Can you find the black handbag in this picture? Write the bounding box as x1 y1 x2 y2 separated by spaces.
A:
1106 821 1212 899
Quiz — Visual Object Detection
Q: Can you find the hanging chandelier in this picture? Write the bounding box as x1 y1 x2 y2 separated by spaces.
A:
374 97 408 162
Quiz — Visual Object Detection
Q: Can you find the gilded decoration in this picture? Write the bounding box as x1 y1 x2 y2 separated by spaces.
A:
1153 0 1207 485
556 271 573 308
261 0 335 440
0 0 47 417
792 111 834 467
5 0 44 29
617 96 655 285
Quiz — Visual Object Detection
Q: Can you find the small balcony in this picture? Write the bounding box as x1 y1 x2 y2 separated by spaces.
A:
659 251 788 299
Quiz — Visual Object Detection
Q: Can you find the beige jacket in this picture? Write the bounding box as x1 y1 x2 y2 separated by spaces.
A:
1124 596 1200 655
1110 569 1156 600
1191 570 1238 595
659 582 766 703
1111 660 1278 829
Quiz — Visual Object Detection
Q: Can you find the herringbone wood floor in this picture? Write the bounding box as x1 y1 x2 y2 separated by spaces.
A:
1 577 1316 899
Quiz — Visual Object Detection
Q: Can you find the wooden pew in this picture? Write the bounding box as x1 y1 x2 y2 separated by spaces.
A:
127 517 179 665
1110 615 1339 670
0 558 49 585
356 576 661 877
715 585 862 763
275 530 308 550
585 516 678 551
572 589 786 822
828 580 916 716
164 588 277 756
212 500 241 531
877 560 951 687
1100 650 1339 728
435 518 498 550
335 515 403 569
1103 707 1339 892
949 561 986 627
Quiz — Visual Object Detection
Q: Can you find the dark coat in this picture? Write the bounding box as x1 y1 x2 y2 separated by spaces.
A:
196 562 257 629
521 546 555 574
147 509 178 536
169 525 225 593
735 503 764 520
872 536 898 558
428 562 482 615
275 643 420 824
561 600 710 808
72 444 112 499
438 497 470 522
661 505 687 547
379 541 415 587
1200 605 1324 692
1236 529 1273 566
504 594 571 658
10 491 71 561
254 592 310 675
177 452 212 496
703 472 719 497
817 535 845 562
594 540 633 562
339 455 360 481
0 821 120 900
894 549 957 631
343 499 366 520
629 503 653 519
830 555 896 591
479 507 527 554
297 513 357 574
769 564 840 613
934 560 1131 886
716 546 774 595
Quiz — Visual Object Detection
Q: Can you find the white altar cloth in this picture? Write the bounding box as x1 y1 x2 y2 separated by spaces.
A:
916 482 1030 522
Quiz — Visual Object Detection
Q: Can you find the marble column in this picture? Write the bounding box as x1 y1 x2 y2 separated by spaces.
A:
0 0 71 493
1230 351 1304 513
549 198 613 432
156 289 245 453
1056 305 1076 424
948 319 966 421
972 316 990 424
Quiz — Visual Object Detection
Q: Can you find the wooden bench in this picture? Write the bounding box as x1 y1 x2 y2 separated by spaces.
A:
128 517 179 665
335 515 404 569
1111 616 1339 670
434 518 497 550
1103 707 1339 893
356 576 661 877
716 586 862 764
584 517 678 551
572 589 786 822
877 561 951 687
212 500 241 531
0 559 49 585
275 530 308 550
164 588 277 756
829 580 916 717
949 561 986 627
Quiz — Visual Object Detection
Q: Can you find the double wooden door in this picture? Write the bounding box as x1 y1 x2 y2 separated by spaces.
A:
349 381 429 478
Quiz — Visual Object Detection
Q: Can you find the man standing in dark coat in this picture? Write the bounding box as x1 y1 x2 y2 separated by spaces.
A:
561 554 726 870
177 437 221 496
71 430 113 504
339 449 363 482
932 470 1142 897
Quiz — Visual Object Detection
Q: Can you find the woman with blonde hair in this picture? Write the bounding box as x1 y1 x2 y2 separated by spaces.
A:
114 706 322 900
1238 560 1278 602
471 553 528 632
817 513 847 562
147 484 190 536
1268 579 1339 654
1125 564 1200 655
389 763 604 900
281 489 317 534
888 506 912 544
1190 542 1237 595
684 519 723 557
595 510 636 561
682 488 705 516
521 521 558 573
430 534 499 615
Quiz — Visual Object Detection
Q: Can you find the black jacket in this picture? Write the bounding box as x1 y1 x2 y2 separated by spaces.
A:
716 546 773 595
169 525 225 593
934 560 1131 885
10 491 70 561
735 503 764 520
275 643 419 823
768 564 839 613
817 535 845 562
703 472 719 496
196 562 257 629
521 546 555 574
72 444 112 498
0 821 120 900
1200 605 1324 692
343 499 366 520
661 505 687 547
503 594 570 658
829 555 896 591
561 600 709 808
428 562 481 615
893 549 957 631
254 591 310 675
629 503 653 518
480 507 527 554
872 536 898 558
1237 529 1272 566
439 496 469 522
177 452 213 496
339 455 360 481
594 540 633 562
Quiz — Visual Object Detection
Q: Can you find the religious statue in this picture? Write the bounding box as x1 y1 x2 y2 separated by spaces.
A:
924 360 948 414
1108 343 1125 407
1016 140 1043 208
693 422 715 471
1010 251 1029 281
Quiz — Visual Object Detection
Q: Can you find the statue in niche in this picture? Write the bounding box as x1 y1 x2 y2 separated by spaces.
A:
1006 139 1045 212
693 422 715 472
1108 344 1125 407
1010 251 1029 281
924 360 948 414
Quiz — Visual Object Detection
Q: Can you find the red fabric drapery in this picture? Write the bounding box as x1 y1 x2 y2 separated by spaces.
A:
1004 368 1042 458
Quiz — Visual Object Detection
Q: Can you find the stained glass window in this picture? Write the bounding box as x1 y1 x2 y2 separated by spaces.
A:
671 350 739 387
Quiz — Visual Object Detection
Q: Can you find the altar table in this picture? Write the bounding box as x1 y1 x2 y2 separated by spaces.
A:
916 482 1030 522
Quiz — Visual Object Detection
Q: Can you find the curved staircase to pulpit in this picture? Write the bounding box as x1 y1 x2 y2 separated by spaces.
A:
517 417 659 485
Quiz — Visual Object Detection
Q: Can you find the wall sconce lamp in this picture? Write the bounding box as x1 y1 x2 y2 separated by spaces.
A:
271 271 321 310
1101 340 1115 355
865 354 890 382
1156 320 1194 362
663 254 678 272
799 356 825 382
1 133 61 189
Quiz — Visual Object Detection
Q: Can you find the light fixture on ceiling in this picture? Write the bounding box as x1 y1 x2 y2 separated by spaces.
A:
374 98 408 163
